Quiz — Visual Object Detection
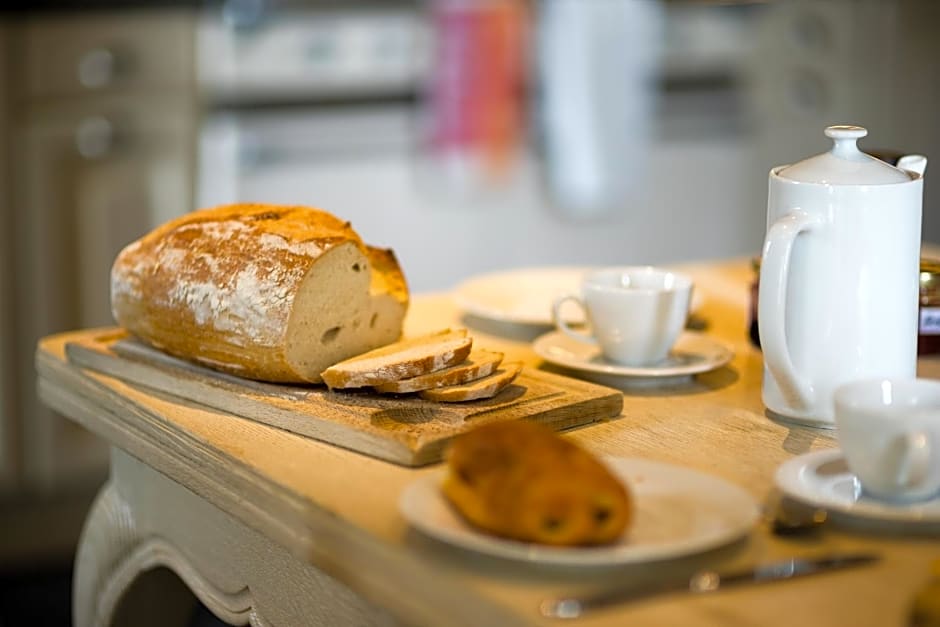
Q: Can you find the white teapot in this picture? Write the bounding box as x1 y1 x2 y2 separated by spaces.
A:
758 125 927 427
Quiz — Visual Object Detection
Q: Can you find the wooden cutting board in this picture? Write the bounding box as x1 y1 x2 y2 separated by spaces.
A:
64 328 623 466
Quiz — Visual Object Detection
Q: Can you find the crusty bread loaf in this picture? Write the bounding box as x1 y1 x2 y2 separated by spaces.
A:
419 362 522 402
320 329 472 389
373 349 504 394
443 421 632 546
110 203 409 383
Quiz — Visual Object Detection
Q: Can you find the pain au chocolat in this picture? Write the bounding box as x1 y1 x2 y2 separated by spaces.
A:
442 420 633 546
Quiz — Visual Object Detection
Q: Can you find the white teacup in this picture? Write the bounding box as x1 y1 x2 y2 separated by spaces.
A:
833 378 940 502
551 266 693 366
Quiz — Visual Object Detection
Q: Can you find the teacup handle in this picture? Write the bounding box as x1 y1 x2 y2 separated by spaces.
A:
552 294 596 345
895 431 932 489
759 209 823 410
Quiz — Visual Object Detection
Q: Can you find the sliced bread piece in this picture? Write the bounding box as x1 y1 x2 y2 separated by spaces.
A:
373 349 504 394
321 329 472 389
419 362 523 402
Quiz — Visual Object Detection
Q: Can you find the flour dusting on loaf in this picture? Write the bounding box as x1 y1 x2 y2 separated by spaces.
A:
111 203 409 383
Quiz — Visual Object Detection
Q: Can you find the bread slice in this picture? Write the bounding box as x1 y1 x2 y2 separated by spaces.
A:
321 329 472 389
419 362 523 402
373 349 504 394
110 203 408 383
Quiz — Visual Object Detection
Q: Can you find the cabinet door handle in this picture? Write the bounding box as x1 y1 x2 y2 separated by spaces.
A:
77 47 118 89
222 0 267 29
75 116 117 159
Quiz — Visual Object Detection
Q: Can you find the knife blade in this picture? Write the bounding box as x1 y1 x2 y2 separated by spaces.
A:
540 552 880 619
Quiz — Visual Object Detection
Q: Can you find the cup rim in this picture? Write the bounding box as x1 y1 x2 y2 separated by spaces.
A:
582 265 693 293
833 377 940 412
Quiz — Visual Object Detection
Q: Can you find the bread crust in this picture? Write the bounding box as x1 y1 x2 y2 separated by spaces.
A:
419 362 522 402
320 329 472 388
111 203 408 383
373 349 504 394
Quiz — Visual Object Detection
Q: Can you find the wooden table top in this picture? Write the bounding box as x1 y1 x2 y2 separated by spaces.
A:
36 257 940 627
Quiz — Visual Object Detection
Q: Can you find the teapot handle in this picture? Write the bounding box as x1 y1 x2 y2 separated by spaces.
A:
758 209 822 409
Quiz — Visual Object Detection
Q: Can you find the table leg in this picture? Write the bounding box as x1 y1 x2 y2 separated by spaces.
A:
73 480 198 627
72 448 400 627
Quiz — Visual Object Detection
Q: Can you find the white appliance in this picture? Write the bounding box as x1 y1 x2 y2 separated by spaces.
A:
196 2 767 293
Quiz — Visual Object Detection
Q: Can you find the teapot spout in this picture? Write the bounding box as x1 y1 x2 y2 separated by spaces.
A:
897 154 928 177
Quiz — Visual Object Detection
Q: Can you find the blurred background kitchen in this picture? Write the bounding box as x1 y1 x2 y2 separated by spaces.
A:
0 0 937 623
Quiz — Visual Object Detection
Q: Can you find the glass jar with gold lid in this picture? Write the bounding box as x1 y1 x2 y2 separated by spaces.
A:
919 259 940 355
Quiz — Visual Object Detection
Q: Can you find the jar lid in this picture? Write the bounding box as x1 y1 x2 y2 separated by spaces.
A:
777 126 912 185
921 258 940 292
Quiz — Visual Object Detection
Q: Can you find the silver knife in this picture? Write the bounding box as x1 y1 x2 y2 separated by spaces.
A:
540 552 880 619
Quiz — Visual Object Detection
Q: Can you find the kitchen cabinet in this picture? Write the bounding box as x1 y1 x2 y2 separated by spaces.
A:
2 10 197 504
14 95 196 494
0 23 17 496
746 0 940 242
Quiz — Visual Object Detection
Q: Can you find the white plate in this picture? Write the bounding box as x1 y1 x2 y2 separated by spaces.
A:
399 457 758 566
453 266 595 325
532 330 734 380
452 267 703 326
775 449 940 524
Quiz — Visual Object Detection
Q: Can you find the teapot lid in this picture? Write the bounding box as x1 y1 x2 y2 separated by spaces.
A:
777 125 912 185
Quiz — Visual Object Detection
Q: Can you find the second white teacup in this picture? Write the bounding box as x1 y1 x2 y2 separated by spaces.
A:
833 378 940 502
552 266 693 366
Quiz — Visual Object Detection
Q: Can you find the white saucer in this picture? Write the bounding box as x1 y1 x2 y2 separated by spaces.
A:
532 330 734 382
452 266 704 327
775 449 940 524
399 457 758 566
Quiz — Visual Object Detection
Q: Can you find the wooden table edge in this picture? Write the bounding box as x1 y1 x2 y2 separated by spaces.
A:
36 331 534 627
